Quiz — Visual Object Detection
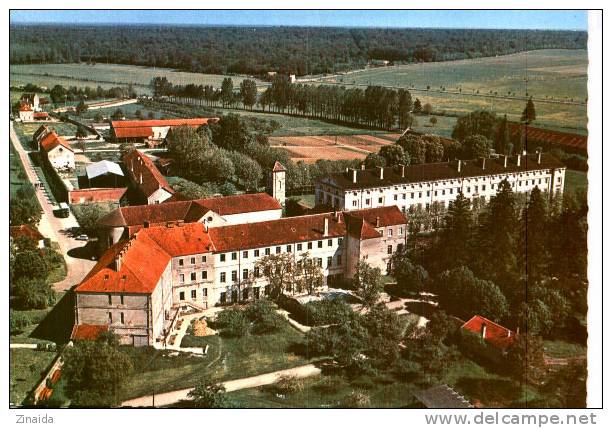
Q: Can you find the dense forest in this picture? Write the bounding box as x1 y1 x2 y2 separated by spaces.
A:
10 25 587 75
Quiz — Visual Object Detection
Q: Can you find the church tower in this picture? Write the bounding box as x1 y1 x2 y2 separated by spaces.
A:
269 161 286 206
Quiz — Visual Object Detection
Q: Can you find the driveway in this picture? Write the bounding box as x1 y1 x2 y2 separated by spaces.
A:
10 121 96 291
121 363 321 408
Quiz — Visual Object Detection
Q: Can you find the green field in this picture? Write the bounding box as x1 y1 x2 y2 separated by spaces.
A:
10 349 56 406
121 321 312 401
320 49 588 131
10 63 265 95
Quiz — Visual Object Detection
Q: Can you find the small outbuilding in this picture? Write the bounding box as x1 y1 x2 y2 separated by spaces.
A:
85 160 125 188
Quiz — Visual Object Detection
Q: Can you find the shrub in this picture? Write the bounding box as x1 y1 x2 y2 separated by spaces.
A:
9 309 30 334
215 307 249 337
341 390 371 408
11 277 56 310
244 300 284 334
274 375 304 395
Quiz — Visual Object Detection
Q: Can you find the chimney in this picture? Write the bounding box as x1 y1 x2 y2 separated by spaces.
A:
375 216 380 227
516 154 521 167
361 164 366 170
507 329 512 338
537 151 542 164
457 160 462 172
481 157 486 170
139 173 143 184
503 155 508 168
352 169 357 183
114 254 122 271
379 167 384 180
204 219 209 232
323 218 329 236
333 210 339 222
399 164 405 178
481 323 487 340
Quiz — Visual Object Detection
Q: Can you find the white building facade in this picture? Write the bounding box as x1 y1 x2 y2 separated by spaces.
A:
316 153 566 212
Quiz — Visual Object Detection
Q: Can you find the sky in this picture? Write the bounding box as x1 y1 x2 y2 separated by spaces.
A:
9 10 588 30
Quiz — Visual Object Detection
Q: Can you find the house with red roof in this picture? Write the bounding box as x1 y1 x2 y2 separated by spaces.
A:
69 188 128 205
74 205 407 346
18 101 34 122
123 150 174 205
97 192 282 249
111 118 219 147
461 315 516 352
39 131 75 170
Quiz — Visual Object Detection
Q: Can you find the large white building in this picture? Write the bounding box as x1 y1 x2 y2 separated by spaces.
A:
74 206 407 346
316 153 566 212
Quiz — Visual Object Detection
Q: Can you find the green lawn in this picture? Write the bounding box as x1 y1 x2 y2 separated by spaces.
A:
543 340 587 359
320 49 587 131
10 63 265 95
121 320 312 400
9 141 30 198
565 169 588 196
227 374 423 408
9 349 56 406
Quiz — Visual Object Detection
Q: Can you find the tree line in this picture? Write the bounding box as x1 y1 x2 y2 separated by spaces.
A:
11 25 587 76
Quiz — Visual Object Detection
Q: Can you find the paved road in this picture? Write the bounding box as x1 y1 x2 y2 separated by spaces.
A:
10 121 96 291
120 363 322 408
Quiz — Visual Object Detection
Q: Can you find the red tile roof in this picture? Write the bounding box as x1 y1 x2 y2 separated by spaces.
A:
111 118 218 139
18 102 32 112
33 112 50 119
98 193 281 228
123 150 174 198
507 123 587 153
461 315 516 351
70 324 109 341
69 188 127 204
10 224 44 241
78 206 406 295
75 235 173 294
39 131 73 153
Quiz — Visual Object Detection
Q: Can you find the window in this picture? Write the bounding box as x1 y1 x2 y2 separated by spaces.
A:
352 200 358 207
276 246 281 254
399 227 404 236
243 268 249 279
318 241 323 248
108 312 113 324
378 197 383 204
108 294 112 305
434 190 438 196
467 187 471 193
254 249 260 257
191 290 196 299
365 198 370 205
179 274 185 283
120 294 124 305
201 271 207 280
265 248 271 255
307 242 313 250
297 243 303 251
327 256 332 268
287 245 292 252
449 188 453 194
387 245 393 255
336 255 342 266
220 254 226 262
427 191 430 196
243 251 248 259
190 272 196 282
231 270 238 282
179 259 184 266
317 258 323 267
203 288 208 297
388 228 393 237
179 292 185 301
231 252 237 261
201 255 206 263
338 238 343 246
220 272 226 283
254 267 260 277
190 257 195 265
418 192 422 198
220 292 226 303
394 195 398 201
243 288 249 300
120 312 125 324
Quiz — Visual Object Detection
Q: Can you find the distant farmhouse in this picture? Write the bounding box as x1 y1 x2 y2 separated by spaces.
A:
20 92 40 111
461 315 516 352
39 131 75 171
18 102 33 121
316 153 565 212
74 205 406 346
111 118 219 147
122 150 175 205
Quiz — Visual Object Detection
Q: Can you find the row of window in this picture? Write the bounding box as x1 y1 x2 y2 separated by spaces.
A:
179 286 271 303
218 239 344 262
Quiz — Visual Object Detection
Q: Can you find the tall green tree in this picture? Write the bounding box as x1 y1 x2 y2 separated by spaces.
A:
220 77 234 107
451 110 497 142
519 187 549 284
494 114 511 154
433 192 474 272
353 261 384 308
239 79 258 110
462 134 492 159
379 145 409 166
521 96 537 123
